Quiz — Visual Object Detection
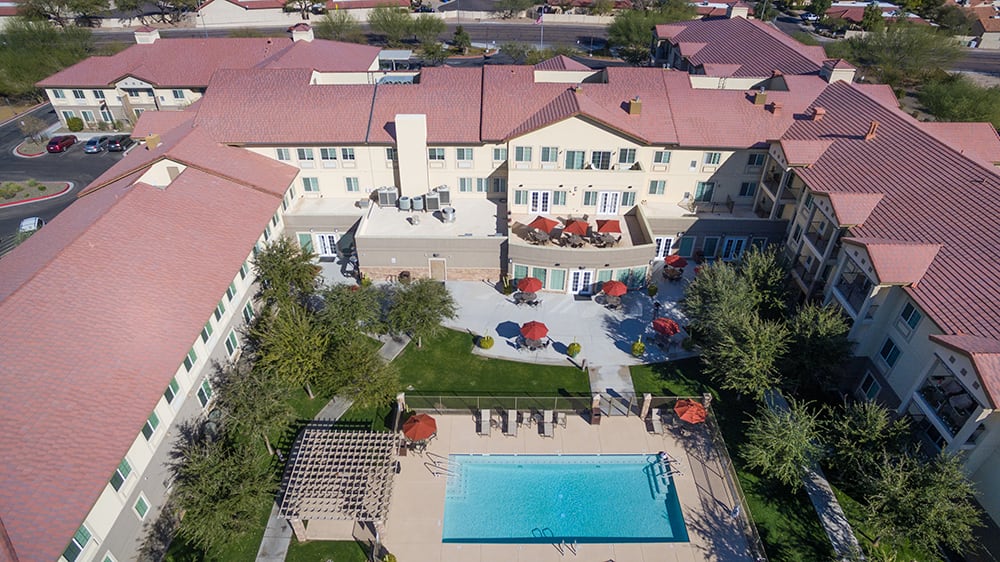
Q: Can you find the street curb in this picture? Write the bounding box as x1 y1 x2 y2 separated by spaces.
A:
13 142 46 158
0 183 73 209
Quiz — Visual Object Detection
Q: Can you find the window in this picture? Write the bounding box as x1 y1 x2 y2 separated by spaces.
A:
182 348 197 372
653 150 671 164
345 177 360 192
456 147 473 162
101 109 113 123
134 495 149 519
225 331 239 357
133 108 145 118
296 148 315 163
549 268 566 291
791 223 803 242
239 261 250 280
590 151 612 170
164 377 180 404
109 458 132 491
320 147 337 164
621 192 636 207
272 212 280 227
200 321 213 343
61 110 75 121
513 190 528 205
491 177 507 192
214 300 226 321
276 148 290 161
540 147 558 163
458 177 473 192
72 89 85 99
302 177 319 192
81 110 95 123
476 178 489 192
341 148 355 161
93 89 105 99
197 379 213 407
739 181 758 197
514 146 532 162
528 191 551 213
226 281 237 302
648 180 665 195
103 554 118 562
62 526 92 562
385 147 397 161
513 264 528 279
172 89 185 99
703 152 721 165
583 191 598 206
493 147 507 161
565 150 585 169
142 411 159 440
859 372 881 401
900 303 922 331
694 181 715 202
53 89 66 99
703 237 719 257
803 193 814 209
678 236 696 257
243 302 255 324
262 224 271 242
747 153 766 166
618 148 636 165
428 147 445 160
879 338 901 368
553 191 567 206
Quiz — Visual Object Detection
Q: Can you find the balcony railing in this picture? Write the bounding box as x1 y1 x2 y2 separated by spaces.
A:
918 377 978 437
793 261 816 285
804 228 832 256
834 276 870 315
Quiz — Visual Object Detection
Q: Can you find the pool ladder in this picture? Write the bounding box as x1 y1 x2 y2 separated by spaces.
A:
532 529 577 557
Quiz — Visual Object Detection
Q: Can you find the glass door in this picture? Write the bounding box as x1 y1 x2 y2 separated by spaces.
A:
597 191 620 215
653 236 673 259
721 237 747 260
569 270 594 294
529 191 551 214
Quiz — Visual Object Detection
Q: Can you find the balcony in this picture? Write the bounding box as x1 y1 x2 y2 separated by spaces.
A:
803 224 834 257
792 260 817 286
834 273 871 316
917 376 979 438
509 210 656 269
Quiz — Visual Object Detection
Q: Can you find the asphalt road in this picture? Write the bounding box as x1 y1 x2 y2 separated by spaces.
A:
0 104 122 243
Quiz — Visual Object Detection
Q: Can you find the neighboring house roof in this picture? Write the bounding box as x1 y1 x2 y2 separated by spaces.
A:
0 1 18 16
783 82 1000 343
0 117 297 561
930 334 1000 407
971 6 1000 32
534 55 590 71
654 16 828 77
919 121 1000 165
841 237 942 285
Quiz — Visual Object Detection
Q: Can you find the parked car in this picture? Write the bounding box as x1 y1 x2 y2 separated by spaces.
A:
18 217 45 234
83 136 111 153
106 135 135 152
800 12 820 22
46 135 78 153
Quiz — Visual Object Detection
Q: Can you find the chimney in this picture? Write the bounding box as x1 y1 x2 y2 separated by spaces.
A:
864 120 880 141
811 107 826 121
753 91 768 105
145 133 161 150
768 101 782 115
134 26 160 44
289 23 314 42
628 96 642 115
573 84 582 93
726 3 750 18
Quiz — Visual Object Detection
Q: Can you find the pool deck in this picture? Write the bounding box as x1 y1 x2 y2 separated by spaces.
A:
383 413 753 562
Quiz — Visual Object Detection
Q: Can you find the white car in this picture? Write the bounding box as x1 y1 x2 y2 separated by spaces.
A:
801 12 821 22
18 217 45 235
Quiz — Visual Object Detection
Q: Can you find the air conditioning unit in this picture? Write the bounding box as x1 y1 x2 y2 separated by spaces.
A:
425 192 441 211
436 185 451 205
377 187 398 207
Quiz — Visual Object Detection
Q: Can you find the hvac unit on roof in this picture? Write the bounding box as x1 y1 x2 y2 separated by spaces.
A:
425 192 441 211
377 187 398 207
435 185 451 205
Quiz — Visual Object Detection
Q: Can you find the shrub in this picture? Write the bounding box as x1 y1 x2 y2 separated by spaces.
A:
383 554 397 562
66 117 84 132
0 182 24 199
647 284 658 297
360 276 373 289
97 121 109 131
478 335 494 349
631 339 645 357
37 185 47 192
567 342 581 358
25 179 40 188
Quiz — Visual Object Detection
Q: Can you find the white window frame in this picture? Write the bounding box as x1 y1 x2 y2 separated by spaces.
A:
590 150 612 170
341 147 356 161
565 150 585 169
276 148 291 161
618 148 636 166
345 177 360 192
197 379 213 408
492 147 507 161
514 146 532 162
182 348 197 372
458 177 474 192
878 337 901 369
648 180 665 195
528 190 551 214
491 177 507 193
62 526 92 562
303 177 319 192
456 147 473 168
898 302 922 336
320 147 338 167
172 89 185 99
739 181 758 197
72 89 85 100
297 148 315 168
109 457 132 491
653 150 671 164
81 110 95 123
721 237 747 260
704 152 722 165
540 146 558 163
134 493 150 520
428 147 445 161
596 191 620 215
225 330 239 358
695 181 715 202
53 89 66 99
315 233 338 257
142 411 159 441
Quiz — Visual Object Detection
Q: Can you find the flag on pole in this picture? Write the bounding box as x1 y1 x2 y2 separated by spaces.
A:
535 12 543 24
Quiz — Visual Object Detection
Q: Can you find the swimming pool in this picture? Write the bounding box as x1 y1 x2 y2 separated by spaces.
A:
442 454 689 543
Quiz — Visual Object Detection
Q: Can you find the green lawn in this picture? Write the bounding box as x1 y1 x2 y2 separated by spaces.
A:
395 328 591 395
284 538 369 562
631 361 835 561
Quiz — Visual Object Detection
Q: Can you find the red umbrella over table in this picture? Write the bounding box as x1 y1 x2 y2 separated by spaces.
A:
674 399 706 425
601 280 627 297
562 219 589 236
527 216 559 233
520 321 548 340
517 277 543 293
596 219 621 234
402 413 437 441
664 255 688 268
653 317 680 337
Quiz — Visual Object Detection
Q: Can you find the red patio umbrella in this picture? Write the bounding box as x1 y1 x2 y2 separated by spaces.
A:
653 317 680 336
562 219 590 236
674 399 706 425
517 277 543 293
664 255 688 268
402 413 437 441
527 216 559 233
520 321 548 340
596 219 621 234
601 280 627 297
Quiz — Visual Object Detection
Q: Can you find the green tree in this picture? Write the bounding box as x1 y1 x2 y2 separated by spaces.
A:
738 246 789 320
113 0 143 24
212 362 294 455
386 278 457 347
411 13 445 46
702 311 790 400
314 10 364 43
170 438 276 552
807 0 831 18
17 115 48 142
65 0 109 21
452 25 471 54
326 339 400 407
252 236 319 309
0 18 93 99
422 41 448 65
860 2 885 31
228 28 267 37
254 303 330 397
828 401 909 494
866 452 980 554
682 260 756 343
785 303 851 391
936 4 973 34
316 283 384 343
607 0 696 65
367 6 413 46
500 42 533 63
20 0 71 25
918 73 1000 127
496 0 534 18
841 23 962 86
742 397 825 488
589 0 613 15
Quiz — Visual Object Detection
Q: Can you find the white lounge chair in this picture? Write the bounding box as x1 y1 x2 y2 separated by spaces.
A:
649 411 664 435
504 409 518 437
477 409 491 436
540 410 555 438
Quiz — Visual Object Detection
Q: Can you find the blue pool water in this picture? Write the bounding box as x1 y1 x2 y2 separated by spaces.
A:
442 454 689 543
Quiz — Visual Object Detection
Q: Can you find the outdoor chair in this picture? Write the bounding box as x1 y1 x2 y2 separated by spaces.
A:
648 411 663 435
556 411 567 427
504 409 518 437
540 418 554 438
477 409 491 436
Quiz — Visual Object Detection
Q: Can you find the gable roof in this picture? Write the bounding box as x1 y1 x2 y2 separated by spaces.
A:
842 238 941 285
780 139 833 165
823 192 883 226
368 67 482 144
0 119 296 560
919 121 1000 165
533 55 590 71
930 334 1000 407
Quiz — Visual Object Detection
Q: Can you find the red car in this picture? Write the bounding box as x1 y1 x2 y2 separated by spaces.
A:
46 135 78 153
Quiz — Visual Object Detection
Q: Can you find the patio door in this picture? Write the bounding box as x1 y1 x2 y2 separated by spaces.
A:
315 233 338 258
569 270 594 295
597 191 620 215
653 236 673 260
721 237 747 260
529 191 551 214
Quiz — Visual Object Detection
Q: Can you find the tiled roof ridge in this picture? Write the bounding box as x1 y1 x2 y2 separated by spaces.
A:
931 333 1000 354
743 18 826 64
166 153 289 198
659 70 684 148
507 88 581 139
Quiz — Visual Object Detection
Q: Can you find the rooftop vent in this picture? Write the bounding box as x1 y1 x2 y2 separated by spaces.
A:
628 96 642 115
754 91 768 105
864 120 880 141
811 107 826 121
145 133 161 150
768 101 783 115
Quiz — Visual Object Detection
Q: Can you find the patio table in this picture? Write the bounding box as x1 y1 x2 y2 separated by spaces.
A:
600 233 617 246
567 234 585 248
530 230 550 244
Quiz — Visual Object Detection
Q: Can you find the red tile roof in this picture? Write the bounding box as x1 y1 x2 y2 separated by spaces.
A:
930 334 1000 407
655 17 828 77
971 6 1000 32
369 67 482 144
0 118 295 560
842 238 941 285
780 139 833 165
533 55 590 71
919 121 1000 165
823 192 883 226
259 39 380 72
